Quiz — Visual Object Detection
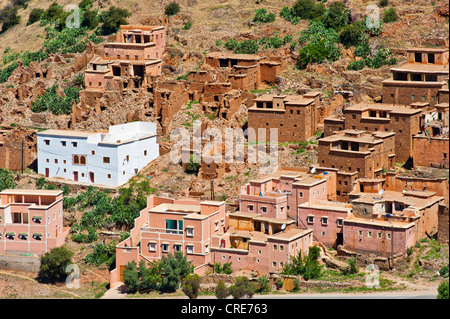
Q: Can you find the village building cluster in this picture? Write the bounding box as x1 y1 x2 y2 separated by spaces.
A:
0 25 448 287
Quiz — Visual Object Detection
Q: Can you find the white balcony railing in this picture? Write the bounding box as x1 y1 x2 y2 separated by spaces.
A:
141 227 183 235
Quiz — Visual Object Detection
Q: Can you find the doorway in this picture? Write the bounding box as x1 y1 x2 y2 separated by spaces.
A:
73 171 78 182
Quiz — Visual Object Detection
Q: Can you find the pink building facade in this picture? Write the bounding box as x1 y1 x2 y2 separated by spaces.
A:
110 196 227 285
0 189 69 254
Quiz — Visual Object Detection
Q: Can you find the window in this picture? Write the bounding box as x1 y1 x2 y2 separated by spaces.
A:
387 233 391 240
261 206 267 214
92 150 95 155
72 142 77 147
186 227 194 237
368 231 372 237
215 221 219 231
107 174 111 179
321 217 328 225
377 232 382 238
103 157 110 164
307 216 314 224
144 150 147 156
358 230 363 236
126 155 129 162
44 139 50 145
174 244 182 252
337 219 343 226
186 245 194 254
273 245 278 251
443 153 448 159
248 204 254 212
61 141 66 147
149 243 156 252
321 231 325 236
205 245 210 254
299 192 303 198
162 244 169 252
55 159 58 164
280 245 284 251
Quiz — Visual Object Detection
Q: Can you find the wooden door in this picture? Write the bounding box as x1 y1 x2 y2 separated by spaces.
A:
73 171 78 182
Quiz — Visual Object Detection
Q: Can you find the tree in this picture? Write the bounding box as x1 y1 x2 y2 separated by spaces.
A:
437 280 449 299
291 0 316 20
0 5 20 33
228 276 256 299
122 261 140 293
39 246 74 283
182 273 201 299
383 7 398 23
253 8 276 24
82 10 99 30
281 246 322 280
319 1 350 31
341 257 358 275
215 281 228 299
27 8 45 25
0 168 16 191
165 2 180 16
257 275 270 293
160 251 194 292
99 6 131 35
339 24 364 48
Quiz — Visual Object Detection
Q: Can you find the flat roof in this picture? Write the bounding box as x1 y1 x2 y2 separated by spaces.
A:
345 102 422 115
352 190 444 210
344 215 415 229
0 189 63 196
37 129 96 138
206 52 261 61
390 63 449 73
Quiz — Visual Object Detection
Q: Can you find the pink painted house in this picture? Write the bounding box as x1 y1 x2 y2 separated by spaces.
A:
110 195 227 285
0 189 69 254
239 167 332 222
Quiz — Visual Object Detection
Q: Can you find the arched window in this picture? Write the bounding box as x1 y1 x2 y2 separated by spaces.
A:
80 156 86 165
73 155 79 164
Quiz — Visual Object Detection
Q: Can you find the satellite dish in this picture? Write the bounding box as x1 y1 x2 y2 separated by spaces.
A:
402 190 406 194
311 167 316 174
379 189 384 196
281 223 286 230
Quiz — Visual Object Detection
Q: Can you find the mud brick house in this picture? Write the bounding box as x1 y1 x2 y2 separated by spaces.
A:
325 103 422 163
0 128 36 172
297 200 352 248
239 167 336 222
211 211 313 274
317 129 396 202
343 189 444 256
37 122 159 187
110 195 227 284
382 47 449 107
247 92 322 143
412 133 449 168
0 189 69 254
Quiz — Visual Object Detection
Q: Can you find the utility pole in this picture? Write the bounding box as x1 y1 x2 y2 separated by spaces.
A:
210 180 215 201
21 139 24 174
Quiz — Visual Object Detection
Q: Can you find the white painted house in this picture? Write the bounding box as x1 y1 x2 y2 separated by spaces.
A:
37 122 159 187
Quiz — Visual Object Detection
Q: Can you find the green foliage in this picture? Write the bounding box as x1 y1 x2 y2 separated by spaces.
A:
79 0 95 10
185 154 201 175
341 257 358 275
291 0 317 20
339 24 365 48
138 259 161 293
215 281 228 299
383 7 398 23
182 273 201 299
297 22 341 69
159 251 194 293
228 276 256 299
165 2 180 16
439 265 449 278
347 59 365 71
27 8 45 25
437 280 449 299
31 85 80 115
275 278 283 290
353 39 370 57
183 21 192 30
214 262 233 274
82 10 99 30
39 246 73 283
257 275 270 293
283 34 293 44
99 6 131 35
282 246 322 280
379 0 389 7
234 39 259 54
0 4 20 33
253 8 276 24
318 1 350 31
0 168 16 191
280 0 325 23
0 61 18 83
123 260 140 293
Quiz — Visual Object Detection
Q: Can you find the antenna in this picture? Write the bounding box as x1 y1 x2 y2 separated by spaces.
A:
311 167 316 174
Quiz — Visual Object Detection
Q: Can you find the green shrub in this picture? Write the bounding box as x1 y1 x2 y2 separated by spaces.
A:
182 274 201 299
282 246 322 280
0 5 21 33
82 10 99 30
215 281 228 299
318 1 350 31
257 275 270 293
353 40 370 57
27 8 45 25
31 85 80 115
234 39 259 54
253 8 276 23
341 257 358 275
383 7 398 23
39 246 74 283
99 6 131 35
339 24 364 48
165 2 180 16
183 21 192 30
85 241 116 267
0 168 16 191
347 59 365 70
123 261 140 293
79 0 95 10
228 276 256 299
437 280 449 299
